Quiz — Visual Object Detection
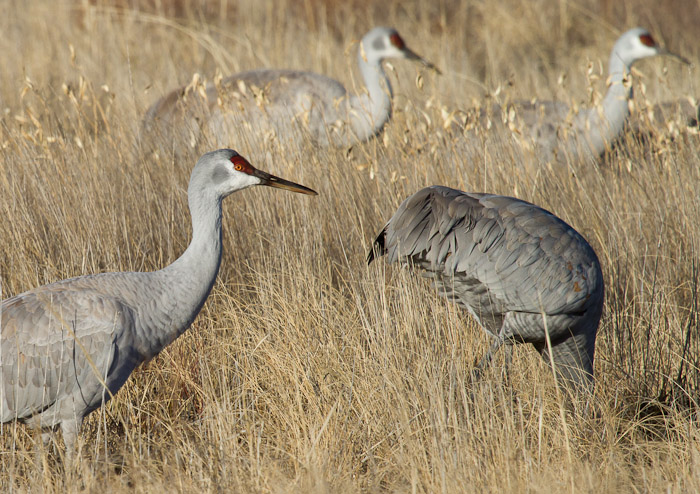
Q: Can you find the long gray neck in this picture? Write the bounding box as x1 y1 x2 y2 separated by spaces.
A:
139 189 223 357
580 50 632 156
347 51 393 143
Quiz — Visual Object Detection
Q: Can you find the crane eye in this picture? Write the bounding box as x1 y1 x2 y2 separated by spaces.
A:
639 34 656 47
230 155 253 174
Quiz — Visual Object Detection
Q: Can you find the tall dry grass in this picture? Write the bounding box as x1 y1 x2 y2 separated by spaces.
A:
1 0 699 491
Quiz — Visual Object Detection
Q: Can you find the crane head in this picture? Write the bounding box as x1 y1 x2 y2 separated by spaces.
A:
362 27 441 75
191 149 317 200
614 28 690 68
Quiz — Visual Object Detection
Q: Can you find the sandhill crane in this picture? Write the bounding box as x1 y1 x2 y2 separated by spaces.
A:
368 186 604 391
461 28 689 163
0 149 316 454
141 27 439 155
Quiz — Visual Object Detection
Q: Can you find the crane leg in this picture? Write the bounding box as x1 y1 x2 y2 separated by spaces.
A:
537 330 595 393
471 335 504 381
503 344 513 384
40 429 53 447
60 418 82 463
32 428 54 472
470 315 518 383
500 310 595 393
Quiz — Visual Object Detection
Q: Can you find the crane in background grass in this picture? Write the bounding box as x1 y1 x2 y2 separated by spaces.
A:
461 28 690 163
141 27 440 155
368 186 604 392
0 149 316 456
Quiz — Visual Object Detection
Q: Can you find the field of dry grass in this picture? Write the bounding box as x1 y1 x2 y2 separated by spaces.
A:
1 0 700 491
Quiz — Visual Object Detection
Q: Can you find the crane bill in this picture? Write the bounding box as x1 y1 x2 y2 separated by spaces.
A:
657 47 691 65
253 169 318 195
404 47 442 75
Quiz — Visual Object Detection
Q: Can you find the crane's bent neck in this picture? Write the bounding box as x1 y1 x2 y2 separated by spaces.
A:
142 190 224 356
347 50 393 143
579 50 633 157
170 193 224 284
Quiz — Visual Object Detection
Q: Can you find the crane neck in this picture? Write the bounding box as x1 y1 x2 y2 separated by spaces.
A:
347 50 393 142
172 191 224 283
603 47 634 120
142 188 224 356
579 53 633 157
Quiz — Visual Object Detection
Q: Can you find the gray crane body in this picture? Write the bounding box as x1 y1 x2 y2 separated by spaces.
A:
205 68 387 147
369 186 604 390
145 68 367 148
0 149 316 451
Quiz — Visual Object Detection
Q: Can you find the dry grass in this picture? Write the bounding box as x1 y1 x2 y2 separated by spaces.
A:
1 0 700 491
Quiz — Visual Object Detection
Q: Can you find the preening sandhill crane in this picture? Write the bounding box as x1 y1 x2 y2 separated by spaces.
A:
368 186 604 391
463 28 689 163
0 149 316 454
141 27 439 154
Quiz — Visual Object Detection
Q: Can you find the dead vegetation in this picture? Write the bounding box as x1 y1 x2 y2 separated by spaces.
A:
1 0 699 491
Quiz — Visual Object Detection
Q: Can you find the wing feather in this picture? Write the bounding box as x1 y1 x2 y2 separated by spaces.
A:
369 186 603 324
1 284 130 423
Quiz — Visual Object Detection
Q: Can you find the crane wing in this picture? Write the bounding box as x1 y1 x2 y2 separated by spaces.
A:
1 282 132 423
370 186 602 318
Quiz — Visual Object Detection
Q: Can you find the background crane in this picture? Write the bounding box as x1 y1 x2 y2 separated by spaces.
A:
462 28 689 163
140 27 439 156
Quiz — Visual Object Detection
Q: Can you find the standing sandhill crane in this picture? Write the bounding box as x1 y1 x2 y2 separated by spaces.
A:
462 28 689 163
368 186 604 391
141 27 439 155
0 149 316 454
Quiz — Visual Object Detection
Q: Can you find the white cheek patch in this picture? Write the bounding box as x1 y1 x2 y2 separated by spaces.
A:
245 174 262 188
233 173 262 192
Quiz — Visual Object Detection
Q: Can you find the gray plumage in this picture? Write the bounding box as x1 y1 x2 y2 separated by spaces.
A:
368 186 604 391
1 149 316 452
140 27 439 155
460 28 689 162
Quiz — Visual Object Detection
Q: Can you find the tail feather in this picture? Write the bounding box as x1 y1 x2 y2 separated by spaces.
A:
367 227 387 265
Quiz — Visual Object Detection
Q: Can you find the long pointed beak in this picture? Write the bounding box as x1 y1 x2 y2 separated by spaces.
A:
253 168 318 195
404 47 442 75
658 47 691 65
